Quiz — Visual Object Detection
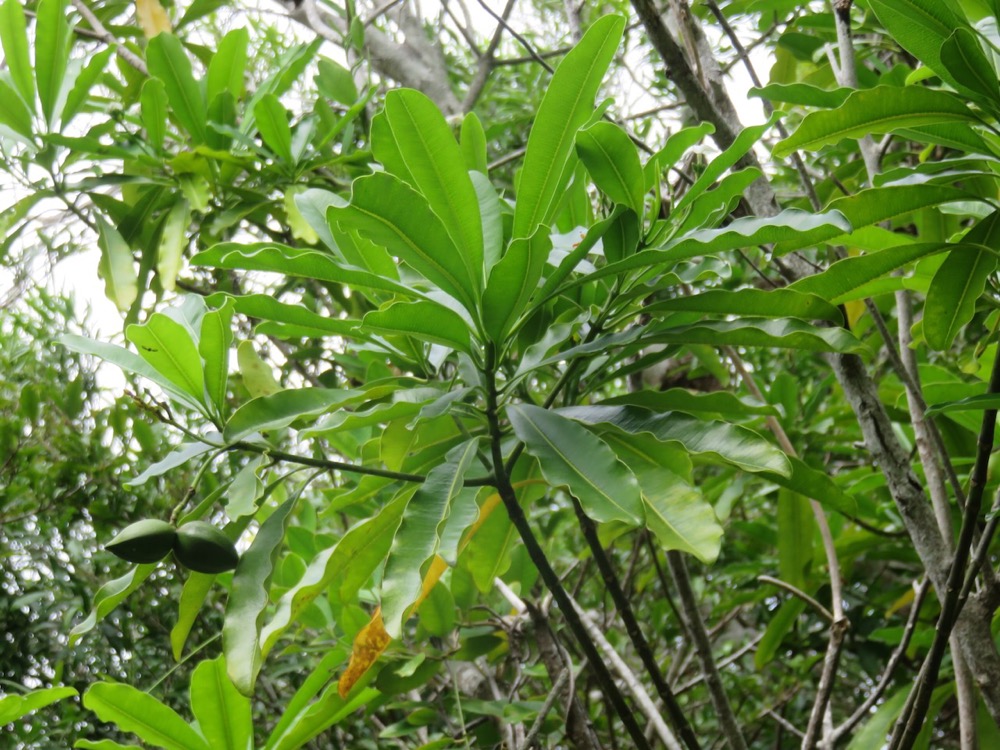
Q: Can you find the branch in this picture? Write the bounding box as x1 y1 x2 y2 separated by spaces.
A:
70 0 148 75
462 0 518 112
757 576 833 624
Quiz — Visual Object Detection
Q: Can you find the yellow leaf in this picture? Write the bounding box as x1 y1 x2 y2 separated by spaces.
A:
413 555 448 611
885 586 915 618
135 0 171 37
338 607 391 698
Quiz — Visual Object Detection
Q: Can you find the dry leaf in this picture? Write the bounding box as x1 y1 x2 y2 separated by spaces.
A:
338 607 391 698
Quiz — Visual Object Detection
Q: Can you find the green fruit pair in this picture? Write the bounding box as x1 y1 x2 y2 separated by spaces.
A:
106 519 240 574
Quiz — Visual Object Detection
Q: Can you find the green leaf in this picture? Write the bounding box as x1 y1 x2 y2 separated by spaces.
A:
170 572 216 660
362 300 473 353
224 388 357 443
471 172 503 272
508 405 644 525
925 213 1000 350
601 389 779 419
460 111 488 173
513 15 625 239
381 440 479 637
940 28 999 104
383 89 483 291
755 598 806 668
316 58 357 105
146 33 208 144
125 441 213 488
83 682 210 750
926 393 1000 416
482 227 551 343
207 28 249 103
868 0 969 79
193 242 417 298
647 317 868 354
846 686 909 750
140 78 169 152
576 121 645 214
225 494 298 695
127 313 206 404
266 682 378 750
209 293 358 340
557 405 791 476
772 86 980 158
261 496 407 656
156 197 190 292
34 0 70 127
96 216 138 313
642 122 714 188
749 83 852 108
1 0 34 106
74 740 144 750
778 489 814 589
645 288 843 324
329 173 478 313
255 93 294 163
200 298 234 417
0 687 77 725
765 457 858 516
0 79 35 138
190 657 253 750
790 242 968 303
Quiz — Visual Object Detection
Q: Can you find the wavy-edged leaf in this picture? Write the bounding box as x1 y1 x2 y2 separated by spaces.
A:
170 572 215 660
127 314 205 403
765 457 858 515
940 28 1000 104
605 431 722 563
301 387 442 437
208 293 358 340
328 173 477 312
1 0 34 107
362 300 472 353
925 212 1000 350
146 33 208 143
513 15 625 239
381 440 478 637
383 89 483 290
482 227 551 343
508 405 644 525
266 681 378 750
83 683 209 750
69 567 155 644
224 388 357 443
190 657 253 750
749 83 852 108
647 317 867 354
255 93 293 163
0 687 77 725
772 86 979 158
926 393 1000 416
35 0 70 127
59 335 205 414
261 496 407 656
790 242 965 303
125 441 212 488
192 242 417 297
96 216 138 313
645 288 843 324
576 121 645 214
642 122 714 188
557 405 791 476
600 389 779 419
225 494 298 695
868 0 969 78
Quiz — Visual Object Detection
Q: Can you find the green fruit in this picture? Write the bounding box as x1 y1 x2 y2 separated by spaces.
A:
106 519 177 564
174 521 240 574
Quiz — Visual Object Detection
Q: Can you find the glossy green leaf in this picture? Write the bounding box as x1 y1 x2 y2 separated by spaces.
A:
513 15 624 239
140 78 169 152
207 28 249 104
601 389 778 418
868 0 968 78
261 495 407 656
170 572 216 660
606 431 722 563
68 565 156 644
460 111 488 173
193 242 417 298
647 317 867 354
576 121 645 214
224 388 357 443
316 58 357 105
927 392 1000 416
146 33 208 143
925 213 1000 350
642 122 714 188
509 404 644 525
329 173 477 312
83 682 210 750
940 28 999 103
266 681 378 750
199 298 233 417
225 494 298 695
381 440 478 636
127 314 205 403
765 457 858 515
125 441 213 488
778 489 814 589
557 405 791 476
0 79 35 138
1 0 34 106
773 86 979 158
59 335 205 414
35 0 70 127
74 739 143 750
156 197 189 291
209 293 358 340
749 83 852 108
383 89 483 290
790 242 967 303
645 288 843 324
0 686 77 725
846 686 909 750
482 227 551 343
363 300 473 353
755 598 806 668
96 216 138 313
190 657 253 750
255 94 294 163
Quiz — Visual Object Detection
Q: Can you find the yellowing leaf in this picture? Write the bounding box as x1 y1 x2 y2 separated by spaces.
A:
412 556 448 611
136 0 171 37
338 607 391 698
237 341 282 398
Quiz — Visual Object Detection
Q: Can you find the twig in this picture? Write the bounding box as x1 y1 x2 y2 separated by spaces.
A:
70 0 148 75
765 709 805 739
757 576 834 624
521 667 570 749
462 0 518 112
474 0 553 73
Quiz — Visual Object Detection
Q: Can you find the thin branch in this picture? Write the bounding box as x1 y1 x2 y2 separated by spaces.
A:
757 576 834 624
520 668 570 749
463 0 518 112
70 0 148 75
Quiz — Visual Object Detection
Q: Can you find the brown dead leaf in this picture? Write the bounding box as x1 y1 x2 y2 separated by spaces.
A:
338 607 391 698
